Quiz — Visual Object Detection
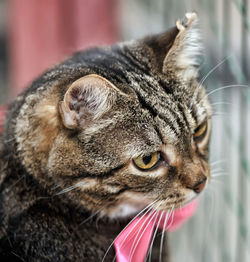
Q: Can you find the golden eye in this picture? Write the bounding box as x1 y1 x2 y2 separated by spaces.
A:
133 152 160 170
194 121 208 140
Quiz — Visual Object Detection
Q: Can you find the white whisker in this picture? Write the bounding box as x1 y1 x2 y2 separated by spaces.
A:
3 137 15 143
199 84 249 105
211 169 226 176
55 184 81 195
159 208 171 262
129 210 159 262
198 56 230 89
147 211 164 262
211 169 224 174
8 175 25 191
211 173 228 178
211 102 232 106
190 57 230 107
127 201 162 261
166 206 175 230
210 159 226 166
210 179 224 186
102 200 157 262
115 201 158 252
80 205 107 225
55 179 96 195
212 111 229 117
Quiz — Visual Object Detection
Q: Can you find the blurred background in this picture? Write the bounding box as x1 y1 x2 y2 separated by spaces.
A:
0 0 249 261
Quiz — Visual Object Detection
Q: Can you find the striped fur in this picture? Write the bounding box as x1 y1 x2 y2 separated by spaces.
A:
0 13 211 261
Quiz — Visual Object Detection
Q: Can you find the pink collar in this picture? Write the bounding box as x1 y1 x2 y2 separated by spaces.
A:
114 200 198 262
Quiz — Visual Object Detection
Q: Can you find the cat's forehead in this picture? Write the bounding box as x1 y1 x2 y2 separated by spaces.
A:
125 69 206 115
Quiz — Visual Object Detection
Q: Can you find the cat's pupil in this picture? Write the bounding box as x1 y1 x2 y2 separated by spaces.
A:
143 155 152 165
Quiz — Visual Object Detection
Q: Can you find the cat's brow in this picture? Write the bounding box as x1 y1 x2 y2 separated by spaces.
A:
69 164 125 180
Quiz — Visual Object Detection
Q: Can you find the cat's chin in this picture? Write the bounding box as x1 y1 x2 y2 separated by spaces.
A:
103 203 146 220
100 190 200 220
100 192 153 219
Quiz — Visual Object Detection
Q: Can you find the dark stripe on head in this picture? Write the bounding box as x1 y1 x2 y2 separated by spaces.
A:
158 78 175 95
111 46 150 76
134 91 179 137
178 104 189 128
154 124 165 144
190 104 198 123
123 46 151 72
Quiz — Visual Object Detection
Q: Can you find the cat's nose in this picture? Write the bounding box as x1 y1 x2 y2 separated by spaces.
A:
187 177 207 193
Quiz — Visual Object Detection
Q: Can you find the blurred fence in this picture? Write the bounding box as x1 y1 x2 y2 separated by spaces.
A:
120 0 250 261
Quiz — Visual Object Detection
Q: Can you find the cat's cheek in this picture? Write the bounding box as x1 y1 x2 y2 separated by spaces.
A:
103 192 153 219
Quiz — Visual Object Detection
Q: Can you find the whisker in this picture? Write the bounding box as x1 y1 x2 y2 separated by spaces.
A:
212 112 228 117
115 201 159 250
55 184 82 195
166 205 175 230
190 56 230 107
3 137 15 143
79 205 107 225
129 210 159 262
101 200 158 262
211 102 232 106
211 173 228 178
211 168 224 173
202 189 215 251
199 56 230 87
127 201 163 261
199 84 249 105
211 102 232 107
8 175 25 190
210 179 224 186
11 251 26 262
159 208 171 262
111 207 156 262
212 114 228 118
111 209 155 262
147 211 164 262
210 159 226 166
55 179 95 195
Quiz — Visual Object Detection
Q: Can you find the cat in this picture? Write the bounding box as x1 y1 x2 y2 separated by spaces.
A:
0 13 212 262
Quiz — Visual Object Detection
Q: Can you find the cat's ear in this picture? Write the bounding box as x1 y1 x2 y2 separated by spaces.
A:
163 12 201 79
59 74 117 129
146 12 201 80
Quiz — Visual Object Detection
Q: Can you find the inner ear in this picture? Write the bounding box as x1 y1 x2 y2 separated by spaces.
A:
144 26 179 72
144 12 201 80
163 13 201 77
59 74 117 129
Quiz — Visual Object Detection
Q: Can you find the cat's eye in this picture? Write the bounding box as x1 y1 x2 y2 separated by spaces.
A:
133 152 160 170
194 121 208 141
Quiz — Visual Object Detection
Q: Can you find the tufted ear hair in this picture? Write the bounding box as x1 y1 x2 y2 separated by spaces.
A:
163 12 201 80
145 12 202 81
59 74 118 129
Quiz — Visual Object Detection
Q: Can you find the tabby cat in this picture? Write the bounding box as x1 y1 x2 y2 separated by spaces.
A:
0 13 212 262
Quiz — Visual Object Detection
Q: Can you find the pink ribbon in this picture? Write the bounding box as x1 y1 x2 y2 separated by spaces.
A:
114 200 198 262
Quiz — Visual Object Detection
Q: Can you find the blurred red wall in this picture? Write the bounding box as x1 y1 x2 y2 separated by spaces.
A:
9 0 118 97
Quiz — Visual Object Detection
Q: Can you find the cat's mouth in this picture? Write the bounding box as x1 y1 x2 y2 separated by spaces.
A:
105 189 200 219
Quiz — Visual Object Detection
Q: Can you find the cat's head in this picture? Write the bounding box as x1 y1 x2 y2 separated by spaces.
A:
17 13 212 218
